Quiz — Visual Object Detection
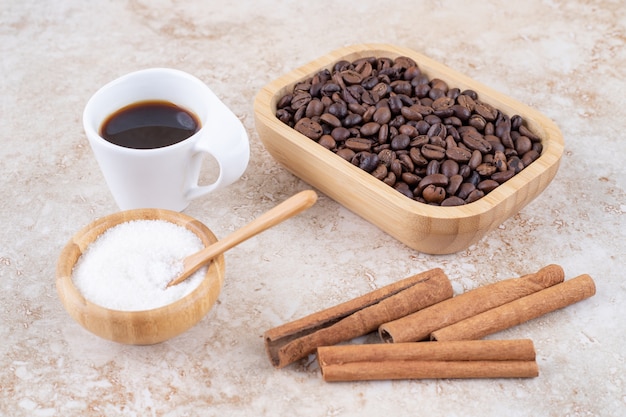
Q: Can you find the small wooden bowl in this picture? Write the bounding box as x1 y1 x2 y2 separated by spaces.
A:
56 209 225 345
254 43 564 254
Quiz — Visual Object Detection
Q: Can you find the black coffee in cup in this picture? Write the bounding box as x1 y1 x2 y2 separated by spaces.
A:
101 100 200 149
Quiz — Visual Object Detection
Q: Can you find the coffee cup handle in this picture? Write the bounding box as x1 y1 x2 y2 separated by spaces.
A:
185 105 250 201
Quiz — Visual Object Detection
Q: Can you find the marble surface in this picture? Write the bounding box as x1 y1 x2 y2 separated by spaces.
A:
1 1 625 416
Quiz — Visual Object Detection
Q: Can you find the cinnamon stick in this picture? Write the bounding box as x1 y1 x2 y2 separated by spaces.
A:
379 264 564 343
431 274 596 341
264 268 452 368
319 338 536 362
317 339 538 381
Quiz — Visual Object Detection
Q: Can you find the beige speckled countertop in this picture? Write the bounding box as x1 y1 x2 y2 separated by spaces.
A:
2 1 625 416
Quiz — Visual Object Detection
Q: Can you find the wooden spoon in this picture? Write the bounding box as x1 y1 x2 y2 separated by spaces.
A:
167 190 318 287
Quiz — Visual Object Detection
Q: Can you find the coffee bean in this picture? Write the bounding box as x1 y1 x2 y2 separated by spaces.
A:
293 106 306 123
378 123 389 144
388 95 404 114
508 156 524 173
491 169 515 183
476 163 497 176
306 99 325 118
410 135 429 148
429 135 446 149
446 174 463 195
422 184 446 203
468 114 487 131
468 170 481 187
275 55 542 205
360 122 381 137
414 83 430 98
400 106 423 121
328 101 348 118
371 164 388 180
277 93 293 109
441 196 465 206
461 89 478 100
394 182 414 199
331 127 350 142
341 70 363 85
477 179 499 193
486 135 505 154
362 106 376 123
409 147 428 166
417 174 448 194
401 172 421 185
318 134 336 150
446 146 472 162
276 109 291 124
345 137 373 152
468 149 482 170
348 102 366 115
465 189 485 203
354 152 379 172
494 150 508 172
369 83 387 98
294 117 323 140
390 159 403 178
484 122 495 136
427 123 447 139
336 148 355 161
383 171 396 186
404 66 421 80
440 159 459 177
343 113 363 127
521 149 540 166
474 100 498 121
426 160 440 176
444 135 457 149
320 113 342 128
362 75 379 90
321 83 341 96
459 164 472 178
432 96 455 111
391 134 411 150
457 182 476 199
378 148 395 166
392 80 413 96
291 92 312 110
457 94 475 111
398 153 415 172
398 124 418 137
361 90 378 105
462 130 492 153
519 125 540 142
424 114 441 125
354 59 373 77
421 144 446 160
430 78 449 92
373 106 392 124
515 135 533 155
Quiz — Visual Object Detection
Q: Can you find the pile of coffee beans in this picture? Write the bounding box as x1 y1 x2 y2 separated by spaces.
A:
275 55 542 206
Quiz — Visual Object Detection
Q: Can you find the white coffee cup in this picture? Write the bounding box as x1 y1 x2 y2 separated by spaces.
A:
83 68 250 211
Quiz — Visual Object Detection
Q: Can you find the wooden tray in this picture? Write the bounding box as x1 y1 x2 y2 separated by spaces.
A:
254 44 564 254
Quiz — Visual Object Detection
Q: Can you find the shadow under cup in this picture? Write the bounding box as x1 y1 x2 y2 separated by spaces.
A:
83 68 250 211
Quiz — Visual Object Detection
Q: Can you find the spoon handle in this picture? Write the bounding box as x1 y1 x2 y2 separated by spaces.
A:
168 190 318 287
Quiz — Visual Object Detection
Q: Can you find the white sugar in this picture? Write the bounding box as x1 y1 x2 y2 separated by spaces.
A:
72 219 207 311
